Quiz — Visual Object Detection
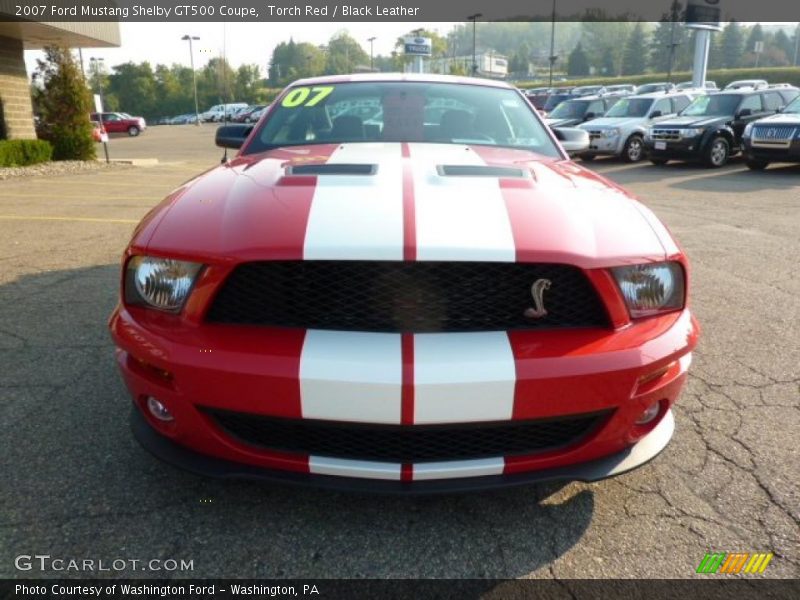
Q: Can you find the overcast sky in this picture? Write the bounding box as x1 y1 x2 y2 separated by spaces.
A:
24 21 460 75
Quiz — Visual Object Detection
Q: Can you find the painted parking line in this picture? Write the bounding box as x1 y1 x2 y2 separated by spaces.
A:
0 194 161 201
0 215 138 224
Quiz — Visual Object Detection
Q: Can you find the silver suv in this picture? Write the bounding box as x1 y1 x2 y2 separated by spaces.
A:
577 92 697 162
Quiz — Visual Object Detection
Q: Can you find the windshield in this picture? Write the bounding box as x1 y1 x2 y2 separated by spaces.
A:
543 94 571 111
783 96 800 114
605 98 653 118
549 100 589 119
246 81 560 157
681 94 741 117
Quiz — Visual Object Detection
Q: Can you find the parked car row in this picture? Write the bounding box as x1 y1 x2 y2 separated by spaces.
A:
645 85 800 168
151 104 270 127
523 79 800 168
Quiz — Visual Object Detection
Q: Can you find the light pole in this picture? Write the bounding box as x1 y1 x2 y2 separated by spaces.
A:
548 0 557 87
368 37 376 71
89 56 104 97
90 57 109 163
181 35 201 126
467 13 481 76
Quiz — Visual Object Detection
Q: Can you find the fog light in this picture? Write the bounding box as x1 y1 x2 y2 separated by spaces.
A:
146 396 174 422
635 402 661 425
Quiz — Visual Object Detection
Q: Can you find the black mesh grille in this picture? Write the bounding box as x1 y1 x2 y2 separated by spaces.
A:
206 261 609 332
202 409 610 463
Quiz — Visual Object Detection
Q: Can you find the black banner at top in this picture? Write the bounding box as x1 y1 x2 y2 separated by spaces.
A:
1 0 799 22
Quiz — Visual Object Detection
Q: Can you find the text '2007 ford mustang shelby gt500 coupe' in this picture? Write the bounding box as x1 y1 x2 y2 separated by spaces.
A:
109 74 699 492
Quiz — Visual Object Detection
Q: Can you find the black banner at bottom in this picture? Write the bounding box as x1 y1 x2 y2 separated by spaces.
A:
3 579 799 600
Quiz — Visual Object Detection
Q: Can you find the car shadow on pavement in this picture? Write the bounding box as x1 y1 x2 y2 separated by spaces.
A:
0 265 594 580
586 157 800 192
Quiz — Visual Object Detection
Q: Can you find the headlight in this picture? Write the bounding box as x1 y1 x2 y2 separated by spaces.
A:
743 122 753 138
680 128 705 138
611 262 685 318
602 128 620 138
643 128 653 140
125 256 203 312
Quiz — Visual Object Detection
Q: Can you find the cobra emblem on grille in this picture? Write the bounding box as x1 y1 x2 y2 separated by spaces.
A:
524 278 551 319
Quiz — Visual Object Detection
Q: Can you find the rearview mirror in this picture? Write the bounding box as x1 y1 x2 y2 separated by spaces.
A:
736 108 752 118
215 124 253 149
553 127 590 155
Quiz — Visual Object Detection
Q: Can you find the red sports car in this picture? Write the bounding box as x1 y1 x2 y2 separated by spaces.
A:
110 74 699 492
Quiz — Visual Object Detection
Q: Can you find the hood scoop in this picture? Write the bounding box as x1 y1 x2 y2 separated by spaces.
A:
287 163 377 176
437 165 528 178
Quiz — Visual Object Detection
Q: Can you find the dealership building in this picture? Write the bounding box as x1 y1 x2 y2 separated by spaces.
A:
0 5 119 139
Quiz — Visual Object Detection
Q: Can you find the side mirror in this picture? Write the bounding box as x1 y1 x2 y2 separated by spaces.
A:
584 112 596 120
736 108 752 118
777 105 785 113
649 110 662 118
554 127 590 155
215 124 253 149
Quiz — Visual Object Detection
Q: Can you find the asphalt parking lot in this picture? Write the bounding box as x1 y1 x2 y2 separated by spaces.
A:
1 125 798 580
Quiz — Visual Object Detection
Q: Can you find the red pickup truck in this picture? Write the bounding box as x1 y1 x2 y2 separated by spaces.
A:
90 112 147 136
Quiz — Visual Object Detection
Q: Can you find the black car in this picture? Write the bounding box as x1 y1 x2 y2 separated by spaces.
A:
544 95 616 128
741 95 800 170
645 87 800 167
540 92 577 115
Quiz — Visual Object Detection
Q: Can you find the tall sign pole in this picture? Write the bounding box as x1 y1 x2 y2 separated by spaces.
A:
685 1 723 89
403 36 432 74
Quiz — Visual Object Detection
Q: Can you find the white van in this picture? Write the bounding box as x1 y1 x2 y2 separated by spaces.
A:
202 103 248 123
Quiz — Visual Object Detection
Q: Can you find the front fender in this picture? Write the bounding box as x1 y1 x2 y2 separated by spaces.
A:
699 125 735 150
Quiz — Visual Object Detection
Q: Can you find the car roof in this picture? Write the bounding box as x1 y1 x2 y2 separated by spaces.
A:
289 72 513 89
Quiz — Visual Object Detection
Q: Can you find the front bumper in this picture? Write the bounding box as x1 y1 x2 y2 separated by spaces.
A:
585 135 624 156
743 139 800 163
645 136 704 161
131 404 676 494
110 302 698 488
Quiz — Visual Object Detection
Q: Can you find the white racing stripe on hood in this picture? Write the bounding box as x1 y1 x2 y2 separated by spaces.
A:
303 143 404 260
408 143 516 262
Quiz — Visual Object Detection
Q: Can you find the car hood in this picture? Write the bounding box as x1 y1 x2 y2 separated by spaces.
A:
136 143 672 269
580 117 643 129
654 115 728 128
752 112 800 125
545 118 582 128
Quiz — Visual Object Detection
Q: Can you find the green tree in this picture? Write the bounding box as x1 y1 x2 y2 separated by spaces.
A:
649 3 686 74
745 24 764 55
773 30 794 63
31 47 95 161
233 64 262 102
581 20 633 76
326 31 369 74
567 42 590 76
621 22 648 75
106 62 157 118
720 21 745 69
196 57 236 106
708 32 724 70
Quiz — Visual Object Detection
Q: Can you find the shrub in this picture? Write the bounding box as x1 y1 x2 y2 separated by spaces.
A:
32 46 96 161
0 139 53 167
